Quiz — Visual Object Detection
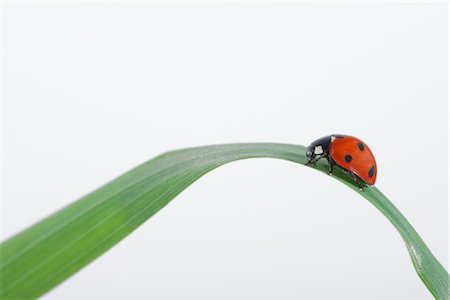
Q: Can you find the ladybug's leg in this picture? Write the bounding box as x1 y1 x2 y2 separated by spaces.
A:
305 153 326 166
305 157 316 165
326 156 335 175
350 173 365 191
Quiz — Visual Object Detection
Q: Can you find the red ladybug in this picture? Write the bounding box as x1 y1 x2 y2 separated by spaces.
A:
305 134 377 190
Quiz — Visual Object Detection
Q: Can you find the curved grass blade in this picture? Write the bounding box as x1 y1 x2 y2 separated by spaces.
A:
0 143 448 299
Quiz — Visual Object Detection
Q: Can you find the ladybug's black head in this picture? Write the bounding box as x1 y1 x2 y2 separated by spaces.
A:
306 145 315 162
305 135 332 164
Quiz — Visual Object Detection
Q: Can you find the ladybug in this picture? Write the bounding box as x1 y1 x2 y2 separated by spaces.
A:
305 134 377 190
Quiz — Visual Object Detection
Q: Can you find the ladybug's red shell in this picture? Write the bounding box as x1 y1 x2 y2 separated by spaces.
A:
329 136 377 185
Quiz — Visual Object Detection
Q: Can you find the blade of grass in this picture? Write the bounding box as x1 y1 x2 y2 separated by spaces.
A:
0 143 448 299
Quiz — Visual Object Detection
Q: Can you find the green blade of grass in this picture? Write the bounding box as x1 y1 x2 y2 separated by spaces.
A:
0 143 448 299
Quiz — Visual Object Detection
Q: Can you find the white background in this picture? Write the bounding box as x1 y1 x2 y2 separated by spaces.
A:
1 2 448 299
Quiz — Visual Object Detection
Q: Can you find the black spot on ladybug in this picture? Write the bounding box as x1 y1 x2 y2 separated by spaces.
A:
358 143 365 151
368 166 375 178
345 155 352 162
